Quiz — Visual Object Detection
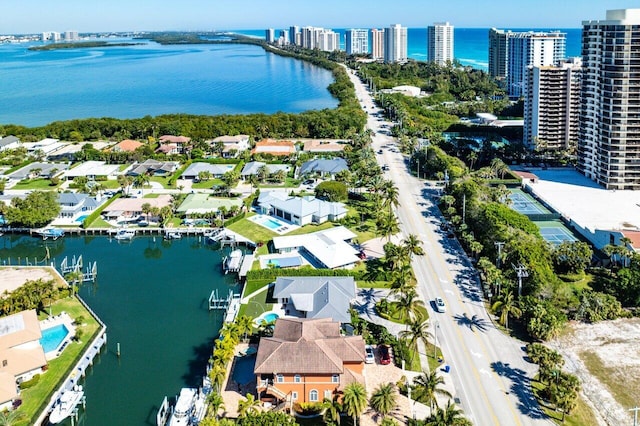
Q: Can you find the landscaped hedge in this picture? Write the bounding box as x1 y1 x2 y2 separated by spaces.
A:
223 212 246 227
246 266 363 281
168 160 192 187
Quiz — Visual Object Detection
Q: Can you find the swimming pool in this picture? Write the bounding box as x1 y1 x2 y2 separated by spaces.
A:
76 214 89 223
232 354 256 385
251 215 288 230
40 324 69 353
263 313 279 323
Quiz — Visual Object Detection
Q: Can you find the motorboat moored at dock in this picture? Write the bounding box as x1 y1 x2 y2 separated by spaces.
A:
49 385 84 424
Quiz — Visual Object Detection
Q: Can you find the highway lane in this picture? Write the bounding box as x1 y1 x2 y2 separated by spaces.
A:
347 68 551 425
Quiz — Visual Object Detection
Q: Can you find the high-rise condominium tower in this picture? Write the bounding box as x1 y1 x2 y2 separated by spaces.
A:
524 58 582 151
488 28 510 80
345 29 369 55
578 9 640 190
384 24 407 63
371 29 385 60
265 28 275 43
289 26 300 46
507 31 566 98
427 22 454 65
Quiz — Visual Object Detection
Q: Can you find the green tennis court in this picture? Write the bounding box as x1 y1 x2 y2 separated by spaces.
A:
509 189 551 215
537 221 577 244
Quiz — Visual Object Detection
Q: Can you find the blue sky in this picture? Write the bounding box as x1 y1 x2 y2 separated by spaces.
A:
1 0 637 34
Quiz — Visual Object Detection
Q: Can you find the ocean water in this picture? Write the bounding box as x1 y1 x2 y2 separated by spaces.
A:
238 27 582 69
0 40 337 127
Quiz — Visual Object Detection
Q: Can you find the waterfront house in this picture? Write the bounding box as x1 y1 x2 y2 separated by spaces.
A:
0 310 48 410
127 159 179 177
254 317 365 405
0 136 21 152
251 139 296 157
272 226 360 269
273 277 356 324
57 193 99 220
101 195 172 221
181 162 237 180
256 191 347 226
155 143 179 155
298 158 348 179
159 135 191 154
210 135 250 158
112 139 143 153
302 140 346 153
22 138 62 158
63 161 121 181
176 193 243 216
240 162 291 180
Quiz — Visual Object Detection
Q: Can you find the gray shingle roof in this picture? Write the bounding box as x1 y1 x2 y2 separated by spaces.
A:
299 158 348 176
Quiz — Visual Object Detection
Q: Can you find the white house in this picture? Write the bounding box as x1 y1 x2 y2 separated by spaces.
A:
210 135 250 158
0 136 20 152
257 191 347 226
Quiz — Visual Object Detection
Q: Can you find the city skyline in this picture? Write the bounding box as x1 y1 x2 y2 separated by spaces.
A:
0 0 636 34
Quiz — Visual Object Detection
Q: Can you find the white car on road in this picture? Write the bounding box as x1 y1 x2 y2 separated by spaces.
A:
435 297 446 313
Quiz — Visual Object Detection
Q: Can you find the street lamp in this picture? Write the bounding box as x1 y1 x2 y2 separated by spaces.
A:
433 320 440 360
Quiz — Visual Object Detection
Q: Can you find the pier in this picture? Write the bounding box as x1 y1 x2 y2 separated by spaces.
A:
1 226 221 238
222 249 243 274
208 289 241 323
59 255 98 282
208 228 256 248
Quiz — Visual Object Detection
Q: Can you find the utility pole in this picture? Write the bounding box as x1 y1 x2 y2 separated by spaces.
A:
462 194 466 223
433 320 439 360
494 241 505 268
512 263 529 297
630 406 640 426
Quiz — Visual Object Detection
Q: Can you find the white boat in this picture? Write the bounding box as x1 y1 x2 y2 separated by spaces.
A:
164 231 182 240
223 249 243 273
168 388 206 426
114 229 136 241
49 385 84 424
35 227 65 240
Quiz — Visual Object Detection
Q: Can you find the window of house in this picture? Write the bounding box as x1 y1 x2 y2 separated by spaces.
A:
331 374 339 383
277 374 284 383
294 374 301 383
1 360 6 367
292 391 298 400
309 389 318 402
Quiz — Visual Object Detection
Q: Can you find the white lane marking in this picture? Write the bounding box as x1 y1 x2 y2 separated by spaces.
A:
470 350 483 359
479 368 492 377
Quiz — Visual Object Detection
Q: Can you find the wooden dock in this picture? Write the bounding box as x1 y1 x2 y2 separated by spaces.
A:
1 226 220 238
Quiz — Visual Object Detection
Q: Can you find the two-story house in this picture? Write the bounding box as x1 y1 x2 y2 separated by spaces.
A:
254 317 365 405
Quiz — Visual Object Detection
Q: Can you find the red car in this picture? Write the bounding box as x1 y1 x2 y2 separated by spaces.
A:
379 345 391 365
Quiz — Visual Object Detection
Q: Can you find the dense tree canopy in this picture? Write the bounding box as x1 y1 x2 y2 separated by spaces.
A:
5 191 60 227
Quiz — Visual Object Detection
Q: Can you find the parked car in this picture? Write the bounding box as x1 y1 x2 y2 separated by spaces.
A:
302 179 315 186
379 345 391 365
365 345 375 364
381 164 389 171
435 297 446 313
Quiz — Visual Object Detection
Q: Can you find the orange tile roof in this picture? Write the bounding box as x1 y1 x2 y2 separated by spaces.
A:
114 139 143 152
251 139 296 156
621 230 640 250
159 135 191 144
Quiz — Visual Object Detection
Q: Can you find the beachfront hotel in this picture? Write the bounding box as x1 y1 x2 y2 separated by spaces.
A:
427 22 454 66
524 58 581 152
345 29 368 55
578 8 640 190
384 24 407 63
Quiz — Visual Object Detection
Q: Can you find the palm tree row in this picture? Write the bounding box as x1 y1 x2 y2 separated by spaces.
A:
0 278 60 316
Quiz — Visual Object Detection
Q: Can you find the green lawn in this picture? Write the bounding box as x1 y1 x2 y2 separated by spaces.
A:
150 176 172 188
242 279 272 299
285 221 336 236
531 378 599 426
143 193 160 198
86 217 113 228
191 178 224 189
226 214 277 244
238 286 274 321
258 177 300 188
356 280 391 288
380 303 429 325
13 179 60 190
98 180 121 189
18 297 101 426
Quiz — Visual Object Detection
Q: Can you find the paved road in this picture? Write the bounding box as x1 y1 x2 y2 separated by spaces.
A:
346 67 550 426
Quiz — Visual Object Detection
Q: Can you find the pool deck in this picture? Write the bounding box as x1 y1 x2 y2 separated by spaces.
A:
257 252 308 269
39 312 76 361
248 214 300 235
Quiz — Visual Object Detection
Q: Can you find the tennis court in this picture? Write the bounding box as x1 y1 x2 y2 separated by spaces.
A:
538 222 577 244
509 189 551 215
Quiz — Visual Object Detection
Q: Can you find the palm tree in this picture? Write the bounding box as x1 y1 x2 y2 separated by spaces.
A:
369 382 397 421
381 180 400 214
376 212 399 242
491 289 522 330
134 173 150 189
208 363 227 392
141 202 152 223
399 319 433 364
395 289 426 324
490 158 509 179
466 151 478 170
206 392 225 418
322 395 342 425
0 409 25 426
427 400 472 425
237 393 260 418
64 269 83 297
402 234 425 258
342 382 367 426
389 264 417 296
412 370 452 411
257 165 269 183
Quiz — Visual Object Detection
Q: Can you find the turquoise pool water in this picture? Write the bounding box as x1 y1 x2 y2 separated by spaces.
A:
263 313 279 323
232 354 256 385
76 215 89 223
40 324 69 353
254 215 287 230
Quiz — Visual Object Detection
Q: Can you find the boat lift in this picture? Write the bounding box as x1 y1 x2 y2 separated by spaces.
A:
59 255 97 282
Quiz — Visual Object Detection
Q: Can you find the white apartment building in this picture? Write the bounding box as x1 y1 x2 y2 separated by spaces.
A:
64 31 79 41
317 30 340 52
278 30 289 45
507 31 566 98
384 24 407 63
427 22 454 66
371 29 385 60
265 28 275 43
345 29 368 55
301 26 324 49
578 9 640 190
524 58 581 151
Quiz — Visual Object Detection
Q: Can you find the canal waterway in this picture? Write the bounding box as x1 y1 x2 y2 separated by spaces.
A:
0 234 236 426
